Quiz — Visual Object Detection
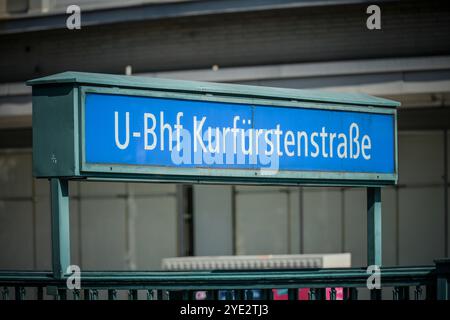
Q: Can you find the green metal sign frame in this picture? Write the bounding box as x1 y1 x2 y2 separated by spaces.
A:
28 71 399 187
28 72 399 300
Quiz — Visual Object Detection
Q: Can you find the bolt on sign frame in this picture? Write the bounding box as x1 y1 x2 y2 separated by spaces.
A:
28 72 399 299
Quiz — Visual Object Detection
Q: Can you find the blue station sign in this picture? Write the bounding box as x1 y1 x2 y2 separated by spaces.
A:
85 93 394 174
29 72 399 185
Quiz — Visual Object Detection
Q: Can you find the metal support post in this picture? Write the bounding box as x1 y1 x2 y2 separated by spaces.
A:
367 187 382 300
51 178 71 279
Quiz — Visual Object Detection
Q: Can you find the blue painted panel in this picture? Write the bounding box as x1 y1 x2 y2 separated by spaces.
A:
84 93 395 174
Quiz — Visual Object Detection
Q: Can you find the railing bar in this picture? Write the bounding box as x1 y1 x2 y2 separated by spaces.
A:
352 288 358 300
108 289 117 300
330 288 336 300
235 289 245 300
73 289 80 300
0 265 440 301
1 287 9 300
224 290 233 300
344 287 358 300
37 287 44 300
170 290 186 300
58 289 67 300
308 288 316 300
342 288 349 300
84 289 91 301
204 290 212 301
370 289 382 300
400 286 409 300
128 289 138 300
318 288 326 300
259 289 266 300
180 290 189 300
147 289 154 300
260 289 269 300
426 284 437 300
14 286 24 300
287 288 297 300
414 286 422 300
309 288 324 300
393 287 398 300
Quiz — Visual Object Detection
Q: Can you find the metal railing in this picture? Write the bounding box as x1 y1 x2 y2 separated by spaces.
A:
1 261 449 300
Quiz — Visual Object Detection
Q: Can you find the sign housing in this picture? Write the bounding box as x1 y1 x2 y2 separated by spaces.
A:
28 71 399 186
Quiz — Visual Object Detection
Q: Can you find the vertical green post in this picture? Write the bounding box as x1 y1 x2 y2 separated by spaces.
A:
367 187 382 266
435 259 450 300
51 178 70 279
367 187 382 300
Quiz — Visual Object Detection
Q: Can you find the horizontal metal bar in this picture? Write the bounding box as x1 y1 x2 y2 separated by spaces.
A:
83 175 397 188
0 267 435 291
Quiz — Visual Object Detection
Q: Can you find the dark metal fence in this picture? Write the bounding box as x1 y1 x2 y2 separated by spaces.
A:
1 261 449 300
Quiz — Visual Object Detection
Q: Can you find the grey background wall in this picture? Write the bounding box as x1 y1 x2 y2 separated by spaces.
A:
0 156 179 270
1 130 448 270
193 131 450 267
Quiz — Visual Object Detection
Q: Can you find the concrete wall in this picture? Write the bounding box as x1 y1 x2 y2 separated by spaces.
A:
2 130 446 270
0 151 179 270
194 131 449 267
